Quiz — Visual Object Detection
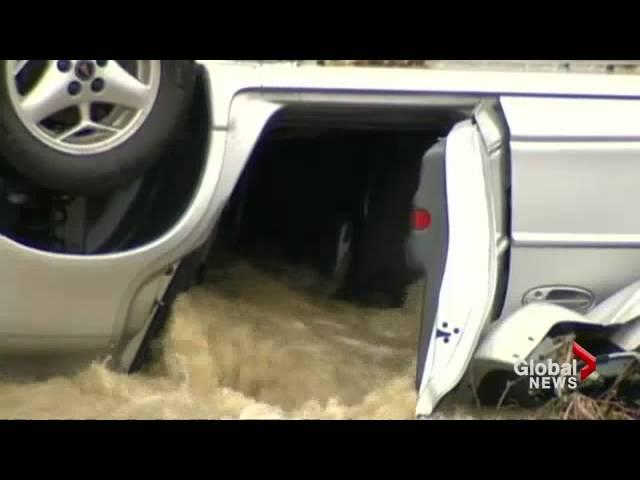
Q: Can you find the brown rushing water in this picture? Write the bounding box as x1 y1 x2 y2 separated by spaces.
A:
0 257 534 419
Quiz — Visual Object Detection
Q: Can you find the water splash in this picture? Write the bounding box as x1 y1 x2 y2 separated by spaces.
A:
0 260 423 419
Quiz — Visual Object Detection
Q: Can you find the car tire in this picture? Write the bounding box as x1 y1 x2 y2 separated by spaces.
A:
341 154 422 308
0 60 196 195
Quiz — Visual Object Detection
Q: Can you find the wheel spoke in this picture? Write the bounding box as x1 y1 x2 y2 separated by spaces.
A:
56 122 121 142
99 62 151 110
55 123 87 142
78 102 91 123
20 61 77 124
14 60 30 76
89 122 121 135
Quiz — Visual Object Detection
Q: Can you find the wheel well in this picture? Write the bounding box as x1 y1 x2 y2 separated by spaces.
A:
211 103 469 307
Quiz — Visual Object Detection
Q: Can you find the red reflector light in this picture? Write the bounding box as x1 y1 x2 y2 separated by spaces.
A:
412 208 432 230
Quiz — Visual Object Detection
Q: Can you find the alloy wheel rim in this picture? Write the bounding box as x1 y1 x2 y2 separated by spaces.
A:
6 60 161 155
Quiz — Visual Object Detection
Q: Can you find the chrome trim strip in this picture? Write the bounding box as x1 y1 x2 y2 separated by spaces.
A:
513 232 640 248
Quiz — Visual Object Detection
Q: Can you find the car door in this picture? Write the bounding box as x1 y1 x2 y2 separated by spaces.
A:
407 100 510 418
498 96 640 317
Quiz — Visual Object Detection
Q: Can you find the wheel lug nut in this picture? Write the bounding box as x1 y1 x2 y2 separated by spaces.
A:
91 78 105 93
96 60 108 67
68 81 81 96
57 60 72 72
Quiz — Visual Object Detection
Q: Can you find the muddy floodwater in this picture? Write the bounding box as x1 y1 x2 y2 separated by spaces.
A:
0 257 531 419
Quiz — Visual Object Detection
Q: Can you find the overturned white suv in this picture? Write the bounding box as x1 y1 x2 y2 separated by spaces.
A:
0 60 639 418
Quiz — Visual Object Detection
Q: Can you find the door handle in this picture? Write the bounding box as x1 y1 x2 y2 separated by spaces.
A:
522 286 595 313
